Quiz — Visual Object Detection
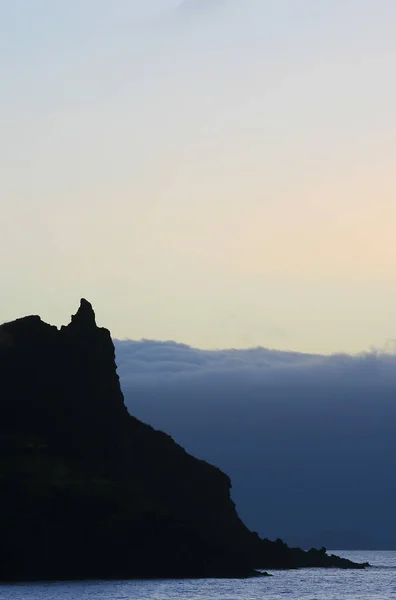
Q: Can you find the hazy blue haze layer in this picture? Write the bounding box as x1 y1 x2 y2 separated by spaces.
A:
1 551 395 599
115 340 396 548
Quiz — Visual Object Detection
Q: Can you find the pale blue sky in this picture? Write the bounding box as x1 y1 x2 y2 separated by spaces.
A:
1 0 396 353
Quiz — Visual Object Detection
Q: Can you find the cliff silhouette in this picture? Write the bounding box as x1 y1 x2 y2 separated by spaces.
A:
0 300 366 580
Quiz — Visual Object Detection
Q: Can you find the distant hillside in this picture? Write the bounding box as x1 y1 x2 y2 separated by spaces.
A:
115 338 396 551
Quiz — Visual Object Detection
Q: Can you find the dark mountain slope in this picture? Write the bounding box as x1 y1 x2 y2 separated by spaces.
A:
0 300 365 580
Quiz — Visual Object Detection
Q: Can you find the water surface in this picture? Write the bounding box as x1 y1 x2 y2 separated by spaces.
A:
1 550 395 599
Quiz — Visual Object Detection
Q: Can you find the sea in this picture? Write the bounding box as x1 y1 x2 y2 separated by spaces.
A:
1 551 395 600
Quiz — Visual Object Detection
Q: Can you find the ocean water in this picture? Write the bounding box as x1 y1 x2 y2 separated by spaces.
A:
1 551 395 600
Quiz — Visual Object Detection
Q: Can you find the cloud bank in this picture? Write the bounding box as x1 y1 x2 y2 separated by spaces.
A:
115 339 396 549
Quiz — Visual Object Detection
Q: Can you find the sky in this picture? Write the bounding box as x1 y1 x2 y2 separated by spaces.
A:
1 0 396 353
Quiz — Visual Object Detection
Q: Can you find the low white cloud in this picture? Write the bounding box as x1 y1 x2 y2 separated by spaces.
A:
116 339 396 384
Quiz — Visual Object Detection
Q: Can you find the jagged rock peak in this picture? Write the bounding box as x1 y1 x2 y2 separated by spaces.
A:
69 298 97 330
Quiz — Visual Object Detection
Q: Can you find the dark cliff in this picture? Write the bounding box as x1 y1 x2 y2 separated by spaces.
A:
0 300 366 580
